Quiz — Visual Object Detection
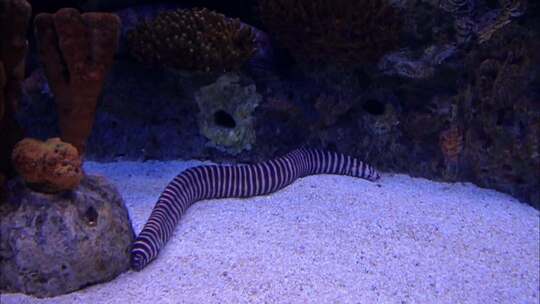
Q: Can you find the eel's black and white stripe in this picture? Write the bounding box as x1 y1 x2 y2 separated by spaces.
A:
130 148 380 271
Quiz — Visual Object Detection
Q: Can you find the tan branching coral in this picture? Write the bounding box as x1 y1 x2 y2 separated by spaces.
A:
0 0 31 179
12 138 83 193
34 8 121 155
258 0 402 66
127 8 256 72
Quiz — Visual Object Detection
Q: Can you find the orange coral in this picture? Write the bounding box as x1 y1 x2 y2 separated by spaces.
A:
258 0 402 66
12 138 83 193
34 8 120 155
439 126 463 162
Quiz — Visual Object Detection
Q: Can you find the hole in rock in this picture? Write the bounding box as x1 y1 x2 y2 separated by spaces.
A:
362 99 386 116
214 110 236 128
84 206 98 227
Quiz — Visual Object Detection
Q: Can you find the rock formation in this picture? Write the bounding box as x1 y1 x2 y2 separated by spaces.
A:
0 175 135 297
196 73 261 154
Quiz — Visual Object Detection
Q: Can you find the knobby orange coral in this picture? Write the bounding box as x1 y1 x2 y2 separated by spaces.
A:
258 0 402 66
127 8 256 72
12 138 83 193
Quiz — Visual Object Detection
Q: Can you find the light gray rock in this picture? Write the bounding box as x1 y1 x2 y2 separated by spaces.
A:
195 72 261 155
0 175 135 298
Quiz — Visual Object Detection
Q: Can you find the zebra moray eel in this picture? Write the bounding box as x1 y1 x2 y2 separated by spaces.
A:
130 148 381 271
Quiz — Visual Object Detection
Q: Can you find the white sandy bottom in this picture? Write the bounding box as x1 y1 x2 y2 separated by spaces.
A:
2 160 539 304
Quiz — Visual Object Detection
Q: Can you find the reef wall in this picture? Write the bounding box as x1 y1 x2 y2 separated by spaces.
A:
16 1 540 209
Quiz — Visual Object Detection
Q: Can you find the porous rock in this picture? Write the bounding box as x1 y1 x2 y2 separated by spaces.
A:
0 175 135 298
196 72 261 155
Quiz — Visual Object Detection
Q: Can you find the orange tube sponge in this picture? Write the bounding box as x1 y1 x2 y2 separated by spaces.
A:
34 8 120 155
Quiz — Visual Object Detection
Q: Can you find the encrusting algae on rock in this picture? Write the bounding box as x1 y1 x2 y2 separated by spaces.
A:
11 137 83 193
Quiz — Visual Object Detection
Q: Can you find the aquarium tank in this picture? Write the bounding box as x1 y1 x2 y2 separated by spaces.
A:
0 0 539 303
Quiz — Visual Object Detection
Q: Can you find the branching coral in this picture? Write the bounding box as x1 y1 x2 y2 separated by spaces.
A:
34 8 120 155
258 0 402 66
127 8 257 72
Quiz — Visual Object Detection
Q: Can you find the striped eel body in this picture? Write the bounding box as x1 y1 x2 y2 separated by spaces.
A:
130 148 381 271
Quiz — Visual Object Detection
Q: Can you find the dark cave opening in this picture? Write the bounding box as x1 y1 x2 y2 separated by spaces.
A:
84 206 98 226
214 110 236 128
362 99 386 116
